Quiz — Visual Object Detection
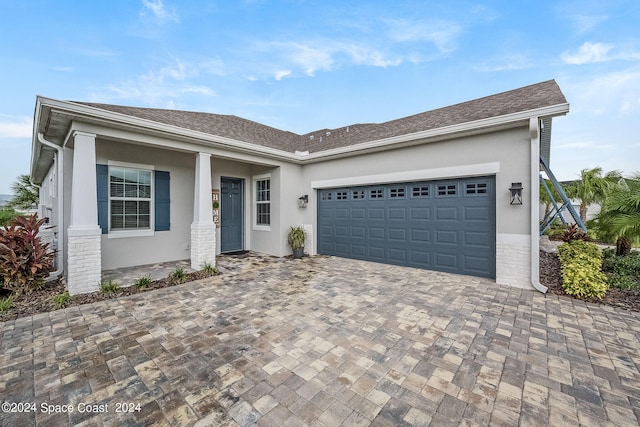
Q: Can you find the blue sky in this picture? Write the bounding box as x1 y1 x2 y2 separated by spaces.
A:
1 0 639 194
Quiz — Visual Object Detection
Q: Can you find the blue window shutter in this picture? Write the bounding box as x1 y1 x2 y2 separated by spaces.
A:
155 170 170 231
96 164 108 234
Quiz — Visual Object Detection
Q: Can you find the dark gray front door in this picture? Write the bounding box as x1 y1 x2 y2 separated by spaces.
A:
221 177 243 253
317 176 496 278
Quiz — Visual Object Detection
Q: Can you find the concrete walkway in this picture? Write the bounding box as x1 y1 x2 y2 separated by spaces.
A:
1 253 639 426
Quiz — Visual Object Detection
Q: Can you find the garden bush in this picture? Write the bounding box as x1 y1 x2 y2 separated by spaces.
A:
557 240 608 299
0 214 54 294
602 249 640 290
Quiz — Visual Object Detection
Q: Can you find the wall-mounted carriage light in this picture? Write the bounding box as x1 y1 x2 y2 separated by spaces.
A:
509 182 523 205
298 194 309 208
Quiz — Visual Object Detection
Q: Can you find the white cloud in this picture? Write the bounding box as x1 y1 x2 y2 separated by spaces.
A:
97 59 218 105
141 0 179 23
0 116 32 138
561 42 613 64
475 54 532 72
384 19 461 53
567 67 640 115
274 70 292 81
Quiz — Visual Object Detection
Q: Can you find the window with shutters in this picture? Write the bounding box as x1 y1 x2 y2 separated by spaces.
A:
109 166 153 231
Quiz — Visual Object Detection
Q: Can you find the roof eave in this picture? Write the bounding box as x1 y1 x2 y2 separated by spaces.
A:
300 103 570 162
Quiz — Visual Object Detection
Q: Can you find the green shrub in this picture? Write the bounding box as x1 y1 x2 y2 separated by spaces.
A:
557 241 608 299
0 208 21 227
134 275 152 289
168 267 187 284
602 249 640 290
0 296 14 312
202 262 218 275
100 280 119 293
51 291 71 309
0 214 55 294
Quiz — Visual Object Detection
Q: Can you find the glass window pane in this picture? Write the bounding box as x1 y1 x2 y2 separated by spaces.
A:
111 200 124 215
124 215 138 229
111 215 124 229
125 184 138 197
110 183 124 197
139 201 150 214
138 215 150 228
139 185 151 198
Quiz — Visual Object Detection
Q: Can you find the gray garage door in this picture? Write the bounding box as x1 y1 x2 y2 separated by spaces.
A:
317 176 496 278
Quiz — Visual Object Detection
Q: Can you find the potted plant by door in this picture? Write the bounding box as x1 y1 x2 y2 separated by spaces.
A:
287 225 306 259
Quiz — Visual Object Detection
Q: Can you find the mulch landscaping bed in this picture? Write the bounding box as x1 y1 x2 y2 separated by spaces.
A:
2 253 639 322
540 250 640 312
0 270 217 323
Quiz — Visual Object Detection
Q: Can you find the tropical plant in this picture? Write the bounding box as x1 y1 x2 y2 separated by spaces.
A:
134 275 152 289
564 167 622 223
0 296 14 312
591 174 640 255
9 174 39 210
202 262 218 275
168 266 187 284
557 240 608 299
0 214 54 294
99 280 119 293
287 226 306 250
51 291 71 309
562 224 590 243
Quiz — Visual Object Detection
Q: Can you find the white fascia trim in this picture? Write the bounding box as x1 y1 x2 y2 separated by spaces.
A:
303 104 570 162
311 162 500 189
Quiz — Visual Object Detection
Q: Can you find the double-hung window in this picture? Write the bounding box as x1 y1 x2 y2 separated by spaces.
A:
255 177 270 227
109 167 152 230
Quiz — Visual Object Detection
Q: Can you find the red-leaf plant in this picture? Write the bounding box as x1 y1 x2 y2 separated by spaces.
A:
0 214 55 294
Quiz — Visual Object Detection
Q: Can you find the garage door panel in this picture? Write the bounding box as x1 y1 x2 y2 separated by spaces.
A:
436 253 458 269
351 208 366 219
369 227 385 240
464 206 490 221
411 250 431 265
388 207 407 220
389 248 407 262
351 226 366 238
318 177 495 278
436 230 458 244
369 208 385 219
388 228 407 241
369 246 385 260
436 206 458 220
411 207 430 220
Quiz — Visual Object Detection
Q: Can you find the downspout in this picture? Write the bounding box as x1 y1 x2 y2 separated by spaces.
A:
37 133 64 281
529 118 547 293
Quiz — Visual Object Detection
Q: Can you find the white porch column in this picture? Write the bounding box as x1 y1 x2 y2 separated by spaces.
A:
67 131 102 295
191 153 216 270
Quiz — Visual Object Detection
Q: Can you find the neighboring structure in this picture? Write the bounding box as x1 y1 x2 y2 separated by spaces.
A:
30 80 569 295
0 195 12 209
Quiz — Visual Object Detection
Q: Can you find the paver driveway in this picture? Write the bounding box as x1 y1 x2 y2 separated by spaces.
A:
1 253 639 426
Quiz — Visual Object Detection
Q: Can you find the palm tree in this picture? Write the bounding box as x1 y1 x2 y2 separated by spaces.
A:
565 167 622 223
9 174 39 210
594 174 640 255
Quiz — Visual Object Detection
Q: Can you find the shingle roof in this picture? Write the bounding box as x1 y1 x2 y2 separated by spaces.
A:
77 79 566 154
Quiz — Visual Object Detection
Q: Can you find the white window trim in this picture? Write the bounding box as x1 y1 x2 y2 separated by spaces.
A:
253 174 271 231
107 161 155 239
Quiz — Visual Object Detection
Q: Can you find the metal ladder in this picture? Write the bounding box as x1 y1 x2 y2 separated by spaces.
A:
539 156 586 235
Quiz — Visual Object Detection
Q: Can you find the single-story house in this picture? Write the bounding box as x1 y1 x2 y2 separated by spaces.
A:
30 80 568 295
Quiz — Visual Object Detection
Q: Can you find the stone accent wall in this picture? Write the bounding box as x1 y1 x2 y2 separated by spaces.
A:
496 233 532 289
67 231 102 295
303 224 315 256
191 223 216 270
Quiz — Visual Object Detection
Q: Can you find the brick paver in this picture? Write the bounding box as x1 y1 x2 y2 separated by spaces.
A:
1 253 639 426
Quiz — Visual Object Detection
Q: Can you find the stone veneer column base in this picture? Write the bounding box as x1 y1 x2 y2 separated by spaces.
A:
495 233 532 290
191 223 216 270
67 227 102 295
